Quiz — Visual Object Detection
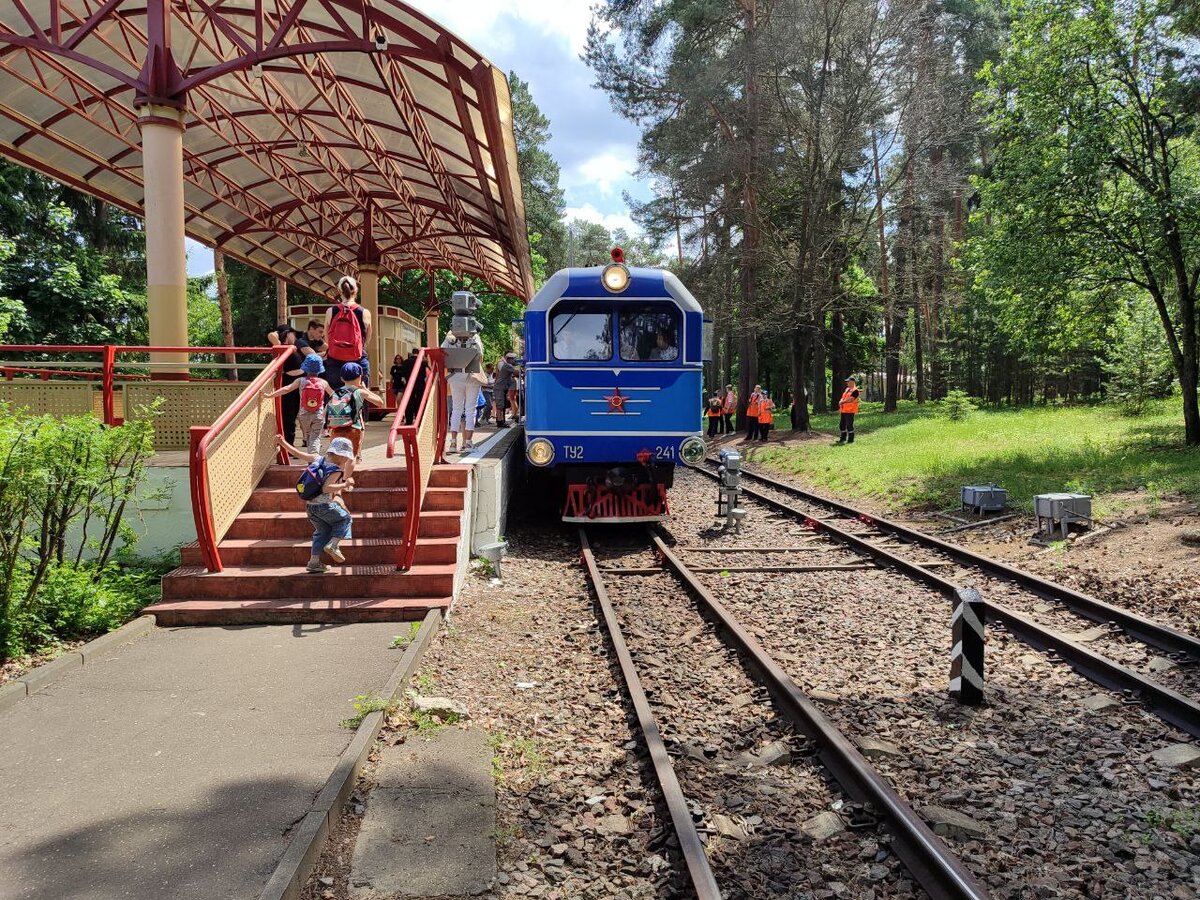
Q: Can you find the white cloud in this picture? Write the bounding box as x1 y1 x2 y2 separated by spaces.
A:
563 203 639 236
406 0 593 54
569 149 638 197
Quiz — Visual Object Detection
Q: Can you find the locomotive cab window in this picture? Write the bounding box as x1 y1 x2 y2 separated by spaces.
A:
551 303 613 361
620 304 680 362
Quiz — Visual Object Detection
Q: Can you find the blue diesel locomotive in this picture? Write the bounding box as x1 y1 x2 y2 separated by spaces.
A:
522 249 710 522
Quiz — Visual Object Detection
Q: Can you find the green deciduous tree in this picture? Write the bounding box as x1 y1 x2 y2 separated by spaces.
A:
510 73 568 278
975 0 1200 442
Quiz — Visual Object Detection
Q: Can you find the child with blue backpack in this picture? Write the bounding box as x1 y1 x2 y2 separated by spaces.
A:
276 434 356 573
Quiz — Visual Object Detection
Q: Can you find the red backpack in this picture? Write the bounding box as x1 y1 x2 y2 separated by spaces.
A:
327 305 364 362
300 376 325 413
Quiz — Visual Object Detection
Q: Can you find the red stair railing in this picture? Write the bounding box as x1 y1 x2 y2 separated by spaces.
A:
386 348 447 571
189 347 291 572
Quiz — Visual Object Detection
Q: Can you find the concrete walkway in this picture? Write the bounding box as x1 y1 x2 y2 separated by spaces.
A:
0 622 405 900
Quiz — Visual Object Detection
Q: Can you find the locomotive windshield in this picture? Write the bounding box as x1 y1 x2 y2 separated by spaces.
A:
551 303 612 361
620 304 679 362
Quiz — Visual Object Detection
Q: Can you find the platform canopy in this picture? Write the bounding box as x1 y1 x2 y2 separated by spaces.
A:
0 1 533 299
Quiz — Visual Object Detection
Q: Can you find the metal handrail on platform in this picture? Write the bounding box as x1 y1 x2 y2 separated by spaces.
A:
0 344 283 427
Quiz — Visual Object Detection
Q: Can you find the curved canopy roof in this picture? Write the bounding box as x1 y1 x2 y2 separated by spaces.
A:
0 1 533 298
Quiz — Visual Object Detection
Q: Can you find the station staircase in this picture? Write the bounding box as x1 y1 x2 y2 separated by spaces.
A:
148 463 468 626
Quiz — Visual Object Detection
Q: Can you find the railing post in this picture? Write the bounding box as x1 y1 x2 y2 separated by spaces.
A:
102 345 116 426
189 425 222 572
431 348 447 465
271 344 290 464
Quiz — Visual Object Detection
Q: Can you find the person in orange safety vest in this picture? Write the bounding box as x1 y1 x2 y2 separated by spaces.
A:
745 384 762 442
837 376 861 444
757 390 775 442
705 395 723 438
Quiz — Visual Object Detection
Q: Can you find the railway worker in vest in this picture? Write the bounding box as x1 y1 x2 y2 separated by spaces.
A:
722 385 737 435
745 384 763 442
838 376 861 444
264 354 335 456
757 390 775 441
324 275 372 391
705 395 723 438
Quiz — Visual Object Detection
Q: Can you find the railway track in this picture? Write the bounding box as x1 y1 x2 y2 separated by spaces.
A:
697 457 1200 739
580 525 986 899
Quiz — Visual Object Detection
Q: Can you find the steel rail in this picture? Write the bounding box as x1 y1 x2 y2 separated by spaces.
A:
692 466 1200 739
709 459 1200 659
648 530 988 900
577 529 723 900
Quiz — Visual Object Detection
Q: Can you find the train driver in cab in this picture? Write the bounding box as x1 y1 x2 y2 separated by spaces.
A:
648 328 678 361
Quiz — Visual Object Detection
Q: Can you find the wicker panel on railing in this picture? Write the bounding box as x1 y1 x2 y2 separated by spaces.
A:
414 394 439 510
125 382 246 450
204 389 279 543
0 382 95 417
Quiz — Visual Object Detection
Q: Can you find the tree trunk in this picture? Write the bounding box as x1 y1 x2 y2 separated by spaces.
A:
811 319 828 414
736 0 761 423
913 300 926 404
737 331 758 421
928 212 946 400
828 311 847 409
214 249 237 380
887 157 915 411
275 277 288 324
791 327 811 431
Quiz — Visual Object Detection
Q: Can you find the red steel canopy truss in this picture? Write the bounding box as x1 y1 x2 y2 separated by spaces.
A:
0 0 533 298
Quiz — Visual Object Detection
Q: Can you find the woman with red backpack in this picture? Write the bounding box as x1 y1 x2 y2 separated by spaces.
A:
324 275 372 390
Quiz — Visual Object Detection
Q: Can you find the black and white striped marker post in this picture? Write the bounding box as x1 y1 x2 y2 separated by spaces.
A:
950 587 985 705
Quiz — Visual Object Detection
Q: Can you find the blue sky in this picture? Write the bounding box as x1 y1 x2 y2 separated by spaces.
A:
187 1 644 277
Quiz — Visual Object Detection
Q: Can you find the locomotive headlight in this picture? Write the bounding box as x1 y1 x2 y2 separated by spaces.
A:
601 263 630 293
680 437 707 465
527 438 555 467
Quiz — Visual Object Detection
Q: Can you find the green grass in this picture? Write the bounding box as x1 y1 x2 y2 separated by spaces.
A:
756 398 1199 514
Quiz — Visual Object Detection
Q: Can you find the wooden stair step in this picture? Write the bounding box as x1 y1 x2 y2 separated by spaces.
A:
224 510 461 540
161 563 456 601
242 486 463 513
144 596 451 626
429 464 470 488
179 536 458 567
259 465 409 489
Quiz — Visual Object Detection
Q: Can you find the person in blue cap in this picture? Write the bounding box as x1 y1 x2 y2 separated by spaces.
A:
265 354 335 456
325 361 383 460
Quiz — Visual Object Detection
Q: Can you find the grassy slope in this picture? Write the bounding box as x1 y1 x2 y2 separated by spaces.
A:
757 399 1200 514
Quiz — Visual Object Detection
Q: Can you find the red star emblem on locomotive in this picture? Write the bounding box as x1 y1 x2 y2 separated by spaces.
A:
604 386 626 413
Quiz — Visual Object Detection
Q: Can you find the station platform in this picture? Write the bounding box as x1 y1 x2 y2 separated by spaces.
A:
0 622 404 900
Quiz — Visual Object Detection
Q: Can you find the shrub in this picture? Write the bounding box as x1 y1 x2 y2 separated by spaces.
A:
0 404 158 661
941 389 978 421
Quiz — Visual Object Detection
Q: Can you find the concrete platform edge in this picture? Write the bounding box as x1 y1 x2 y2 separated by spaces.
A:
259 607 443 900
0 614 156 710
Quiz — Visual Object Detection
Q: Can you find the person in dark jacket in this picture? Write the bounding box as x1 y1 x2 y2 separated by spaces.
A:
392 348 426 425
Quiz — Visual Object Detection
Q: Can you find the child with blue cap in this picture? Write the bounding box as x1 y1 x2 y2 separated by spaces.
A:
265 354 334 455
325 361 383 460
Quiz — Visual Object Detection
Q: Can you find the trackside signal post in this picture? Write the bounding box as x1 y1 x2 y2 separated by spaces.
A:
951 587 985 705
